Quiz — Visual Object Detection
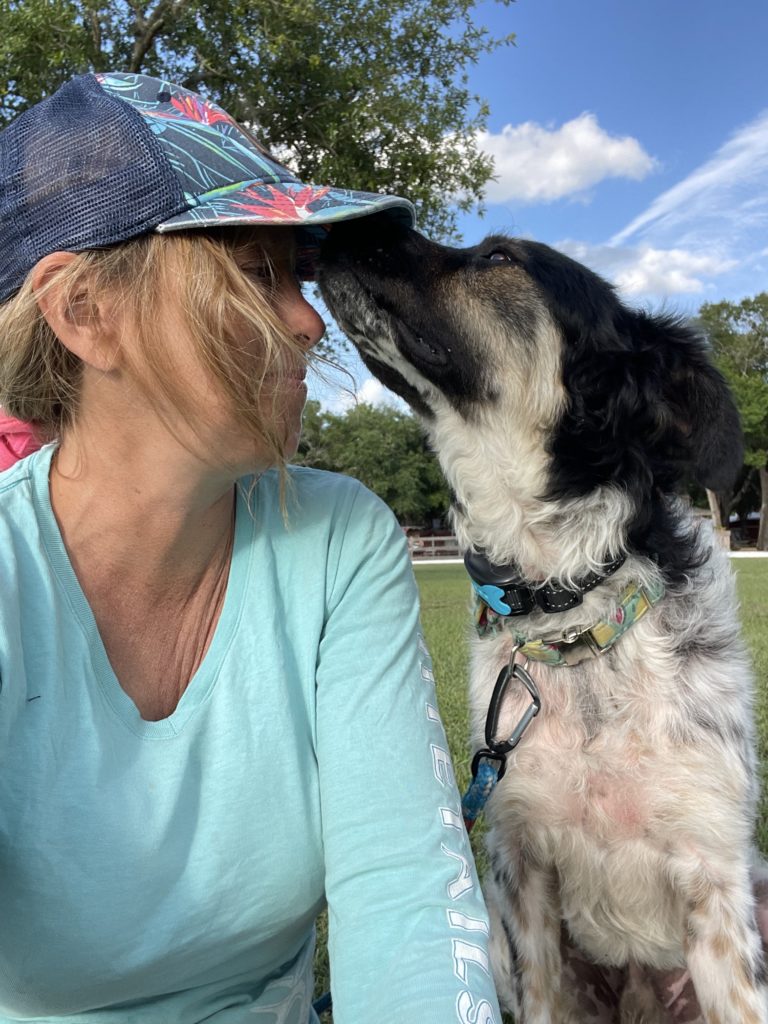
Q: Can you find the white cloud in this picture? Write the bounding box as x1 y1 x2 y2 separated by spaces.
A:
479 113 657 204
319 376 408 414
555 240 736 299
614 248 735 296
356 378 392 405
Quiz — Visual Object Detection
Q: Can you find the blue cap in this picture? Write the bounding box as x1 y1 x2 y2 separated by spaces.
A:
0 72 416 302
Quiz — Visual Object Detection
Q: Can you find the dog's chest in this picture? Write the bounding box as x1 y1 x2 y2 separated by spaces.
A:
472 651 668 843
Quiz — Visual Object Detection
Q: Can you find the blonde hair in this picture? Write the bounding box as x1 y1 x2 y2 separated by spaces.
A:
0 228 311 471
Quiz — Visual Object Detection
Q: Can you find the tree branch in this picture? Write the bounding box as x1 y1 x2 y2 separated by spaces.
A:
84 2 103 63
129 0 185 72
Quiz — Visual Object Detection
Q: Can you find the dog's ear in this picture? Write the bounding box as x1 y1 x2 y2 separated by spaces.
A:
637 313 743 492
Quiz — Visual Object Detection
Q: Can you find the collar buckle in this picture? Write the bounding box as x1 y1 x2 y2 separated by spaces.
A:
541 625 604 666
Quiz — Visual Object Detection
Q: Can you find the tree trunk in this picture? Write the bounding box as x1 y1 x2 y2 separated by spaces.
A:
706 489 724 530
758 467 768 551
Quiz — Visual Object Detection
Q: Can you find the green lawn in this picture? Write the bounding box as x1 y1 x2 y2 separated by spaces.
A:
314 558 768 1014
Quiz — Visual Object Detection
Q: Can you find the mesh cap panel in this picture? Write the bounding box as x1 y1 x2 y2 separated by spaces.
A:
0 75 188 301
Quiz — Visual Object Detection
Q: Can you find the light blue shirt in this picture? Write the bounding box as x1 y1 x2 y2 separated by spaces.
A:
0 445 500 1024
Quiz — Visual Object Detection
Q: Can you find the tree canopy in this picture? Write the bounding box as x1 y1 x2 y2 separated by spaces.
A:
698 292 768 548
294 400 450 524
1 0 514 239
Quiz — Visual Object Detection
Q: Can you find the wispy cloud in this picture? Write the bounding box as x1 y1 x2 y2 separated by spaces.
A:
611 109 768 250
551 110 768 301
479 113 657 204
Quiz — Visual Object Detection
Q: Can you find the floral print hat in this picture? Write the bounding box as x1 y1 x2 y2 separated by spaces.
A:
0 72 416 302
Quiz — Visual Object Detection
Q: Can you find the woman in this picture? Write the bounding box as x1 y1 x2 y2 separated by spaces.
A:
0 73 501 1023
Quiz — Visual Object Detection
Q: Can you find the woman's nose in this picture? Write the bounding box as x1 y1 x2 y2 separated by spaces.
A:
278 282 326 349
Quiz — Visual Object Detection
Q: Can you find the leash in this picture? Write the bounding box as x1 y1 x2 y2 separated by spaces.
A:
312 992 332 1017
461 646 540 833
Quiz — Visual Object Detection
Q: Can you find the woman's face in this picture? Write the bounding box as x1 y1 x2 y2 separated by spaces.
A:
234 232 326 460
145 228 326 472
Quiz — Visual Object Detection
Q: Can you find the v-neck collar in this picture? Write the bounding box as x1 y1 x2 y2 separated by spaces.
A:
30 444 253 738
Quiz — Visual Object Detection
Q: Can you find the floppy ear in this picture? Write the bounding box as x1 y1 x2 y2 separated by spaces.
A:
643 314 743 493
676 360 743 491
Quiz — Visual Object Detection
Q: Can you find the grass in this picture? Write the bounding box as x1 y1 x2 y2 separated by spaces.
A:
738 561 768 849
313 558 768 1014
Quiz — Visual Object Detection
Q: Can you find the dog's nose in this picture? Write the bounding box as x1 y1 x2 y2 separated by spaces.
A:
320 211 414 266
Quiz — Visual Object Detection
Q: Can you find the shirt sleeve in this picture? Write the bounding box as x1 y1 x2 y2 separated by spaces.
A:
316 482 501 1024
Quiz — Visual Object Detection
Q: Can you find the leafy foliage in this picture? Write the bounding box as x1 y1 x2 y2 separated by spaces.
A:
698 293 768 547
294 400 450 524
699 293 768 470
0 0 515 239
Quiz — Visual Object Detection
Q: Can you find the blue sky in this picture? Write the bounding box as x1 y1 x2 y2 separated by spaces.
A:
313 0 768 408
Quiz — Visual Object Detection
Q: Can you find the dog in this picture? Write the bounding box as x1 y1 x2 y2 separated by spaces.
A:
318 215 767 1023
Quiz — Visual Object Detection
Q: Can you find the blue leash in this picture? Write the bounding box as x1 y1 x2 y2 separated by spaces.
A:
461 754 506 832
312 991 332 1017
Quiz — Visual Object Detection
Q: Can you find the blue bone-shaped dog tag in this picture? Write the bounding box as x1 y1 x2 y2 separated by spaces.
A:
471 581 511 616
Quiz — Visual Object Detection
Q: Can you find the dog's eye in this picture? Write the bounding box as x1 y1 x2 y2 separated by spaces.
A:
486 250 512 263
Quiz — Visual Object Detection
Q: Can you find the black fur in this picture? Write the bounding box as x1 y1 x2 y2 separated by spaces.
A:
466 239 743 580
320 216 497 414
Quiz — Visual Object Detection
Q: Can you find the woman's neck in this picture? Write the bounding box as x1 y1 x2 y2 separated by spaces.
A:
49 422 239 601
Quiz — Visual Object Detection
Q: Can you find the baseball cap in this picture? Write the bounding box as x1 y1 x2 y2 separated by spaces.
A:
0 71 416 302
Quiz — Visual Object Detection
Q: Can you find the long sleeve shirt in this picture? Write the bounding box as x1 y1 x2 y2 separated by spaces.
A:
0 444 501 1024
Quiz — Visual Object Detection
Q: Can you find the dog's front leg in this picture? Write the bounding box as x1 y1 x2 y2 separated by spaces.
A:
675 853 768 1024
489 850 566 1024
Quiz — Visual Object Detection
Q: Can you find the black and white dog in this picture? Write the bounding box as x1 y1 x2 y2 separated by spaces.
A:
319 215 766 1023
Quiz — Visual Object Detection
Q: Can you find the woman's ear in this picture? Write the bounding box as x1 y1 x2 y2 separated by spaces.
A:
31 252 123 373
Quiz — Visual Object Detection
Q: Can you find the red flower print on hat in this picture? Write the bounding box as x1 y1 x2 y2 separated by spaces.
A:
232 185 332 221
169 93 234 126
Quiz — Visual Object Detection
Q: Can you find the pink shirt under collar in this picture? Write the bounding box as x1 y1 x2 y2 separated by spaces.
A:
0 411 44 470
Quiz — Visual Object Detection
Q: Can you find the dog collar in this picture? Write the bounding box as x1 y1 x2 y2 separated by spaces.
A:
464 548 627 617
474 579 665 666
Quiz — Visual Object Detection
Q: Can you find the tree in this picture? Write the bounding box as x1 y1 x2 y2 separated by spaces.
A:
1 0 514 240
698 293 768 549
295 400 450 524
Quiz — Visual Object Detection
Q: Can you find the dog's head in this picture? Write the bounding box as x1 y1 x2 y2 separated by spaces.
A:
318 215 742 571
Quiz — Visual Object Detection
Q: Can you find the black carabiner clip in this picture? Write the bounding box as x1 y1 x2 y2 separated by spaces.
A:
470 747 509 784
485 653 541 757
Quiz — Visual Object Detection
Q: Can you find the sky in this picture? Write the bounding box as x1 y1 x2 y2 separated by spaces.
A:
311 0 768 410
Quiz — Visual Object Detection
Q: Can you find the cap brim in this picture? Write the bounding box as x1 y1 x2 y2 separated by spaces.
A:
155 179 416 236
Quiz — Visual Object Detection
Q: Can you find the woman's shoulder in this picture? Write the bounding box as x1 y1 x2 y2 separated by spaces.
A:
0 450 49 631
0 445 47 521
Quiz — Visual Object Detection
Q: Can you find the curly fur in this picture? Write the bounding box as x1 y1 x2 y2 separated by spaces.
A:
319 216 765 1023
